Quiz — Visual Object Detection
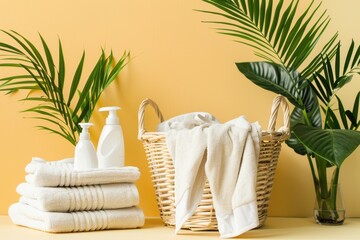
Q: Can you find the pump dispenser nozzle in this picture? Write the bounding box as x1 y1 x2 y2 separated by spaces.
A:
99 106 121 125
79 122 93 140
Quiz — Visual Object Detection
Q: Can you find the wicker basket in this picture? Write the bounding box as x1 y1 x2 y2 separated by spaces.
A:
138 95 290 231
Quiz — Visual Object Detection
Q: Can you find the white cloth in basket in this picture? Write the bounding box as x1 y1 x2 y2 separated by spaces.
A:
9 203 144 233
17 182 139 212
25 158 140 187
164 114 261 238
157 112 219 131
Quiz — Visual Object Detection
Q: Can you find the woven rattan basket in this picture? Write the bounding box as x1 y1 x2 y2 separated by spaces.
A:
138 95 290 231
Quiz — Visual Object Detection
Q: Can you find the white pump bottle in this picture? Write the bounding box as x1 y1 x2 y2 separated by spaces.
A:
97 106 125 168
74 123 98 170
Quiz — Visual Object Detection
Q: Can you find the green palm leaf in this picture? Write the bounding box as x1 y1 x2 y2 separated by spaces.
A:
68 52 85 106
200 0 336 77
0 30 129 145
236 61 322 154
236 61 302 107
293 124 360 168
306 41 360 132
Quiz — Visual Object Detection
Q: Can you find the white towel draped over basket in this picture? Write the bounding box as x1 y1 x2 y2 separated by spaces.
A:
138 95 290 238
159 112 262 238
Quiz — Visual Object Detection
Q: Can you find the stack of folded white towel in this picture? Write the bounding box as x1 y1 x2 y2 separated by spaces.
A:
9 157 145 233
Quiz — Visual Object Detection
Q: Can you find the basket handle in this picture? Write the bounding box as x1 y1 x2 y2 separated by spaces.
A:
138 98 164 139
138 95 290 139
267 95 290 133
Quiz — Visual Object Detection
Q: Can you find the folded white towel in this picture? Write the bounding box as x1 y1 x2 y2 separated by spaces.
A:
9 203 145 233
25 158 140 187
165 114 261 238
17 182 139 212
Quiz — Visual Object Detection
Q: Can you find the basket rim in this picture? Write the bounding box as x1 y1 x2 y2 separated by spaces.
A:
138 95 290 140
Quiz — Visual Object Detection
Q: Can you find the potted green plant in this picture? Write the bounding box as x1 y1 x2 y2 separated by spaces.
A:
199 0 360 224
0 30 128 145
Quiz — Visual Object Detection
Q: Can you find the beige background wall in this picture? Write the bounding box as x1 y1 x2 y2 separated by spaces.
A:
0 0 359 217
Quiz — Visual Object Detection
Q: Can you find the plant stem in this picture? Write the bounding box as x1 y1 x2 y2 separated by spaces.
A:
306 153 318 189
330 167 340 210
315 156 329 198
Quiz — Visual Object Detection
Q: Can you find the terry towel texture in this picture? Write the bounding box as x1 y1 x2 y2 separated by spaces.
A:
162 113 261 238
157 112 220 132
9 203 145 233
10 158 145 232
25 157 140 187
17 182 139 212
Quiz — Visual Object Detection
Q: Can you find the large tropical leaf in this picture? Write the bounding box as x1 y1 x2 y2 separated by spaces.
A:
236 61 322 120
236 61 322 154
287 105 321 155
236 61 302 107
293 124 360 168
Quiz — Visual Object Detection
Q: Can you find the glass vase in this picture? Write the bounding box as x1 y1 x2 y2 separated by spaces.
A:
314 183 345 225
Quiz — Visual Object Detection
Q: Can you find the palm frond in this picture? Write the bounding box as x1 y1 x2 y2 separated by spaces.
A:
306 41 360 133
200 0 335 72
0 30 129 145
301 33 339 80
309 41 360 103
73 50 129 124
68 52 85 106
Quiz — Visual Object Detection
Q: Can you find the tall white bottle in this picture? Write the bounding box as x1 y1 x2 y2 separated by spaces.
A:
74 123 98 170
97 106 125 168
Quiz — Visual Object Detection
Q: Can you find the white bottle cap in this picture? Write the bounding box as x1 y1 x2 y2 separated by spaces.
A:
79 122 93 140
99 106 121 125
